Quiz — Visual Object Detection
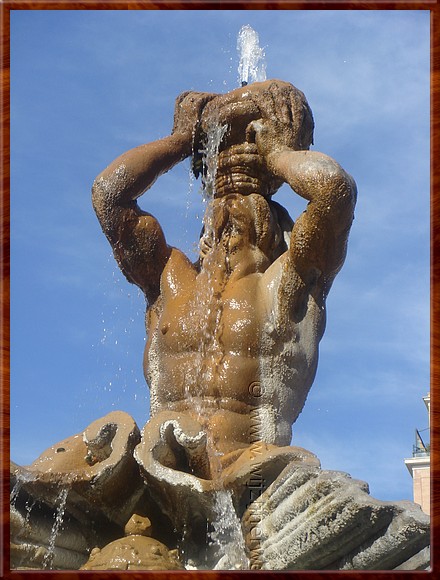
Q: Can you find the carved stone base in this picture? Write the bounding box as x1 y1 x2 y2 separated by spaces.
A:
10 412 430 571
242 462 430 570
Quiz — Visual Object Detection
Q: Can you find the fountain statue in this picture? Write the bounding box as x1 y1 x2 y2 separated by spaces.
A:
92 78 352 460
10 31 430 570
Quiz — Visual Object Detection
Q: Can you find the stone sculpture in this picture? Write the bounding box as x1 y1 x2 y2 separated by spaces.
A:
10 80 430 571
241 462 430 570
80 514 184 570
91 79 356 458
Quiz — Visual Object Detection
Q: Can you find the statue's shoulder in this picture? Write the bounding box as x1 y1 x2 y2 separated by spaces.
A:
160 248 198 297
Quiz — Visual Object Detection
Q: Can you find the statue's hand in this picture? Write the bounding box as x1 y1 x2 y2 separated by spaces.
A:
246 116 294 160
246 81 300 158
172 91 217 141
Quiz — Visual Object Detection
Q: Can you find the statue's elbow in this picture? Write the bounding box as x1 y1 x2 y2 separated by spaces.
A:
313 155 356 202
338 171 357 208
328 165 357 212
91 177 104 214
91 175 100 199
348 174 357 207
92 176 119 231
318 164 357 222
91 174 115 216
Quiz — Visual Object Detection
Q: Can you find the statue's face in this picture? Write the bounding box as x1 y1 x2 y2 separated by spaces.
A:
203 195 252 254
202 194 281 267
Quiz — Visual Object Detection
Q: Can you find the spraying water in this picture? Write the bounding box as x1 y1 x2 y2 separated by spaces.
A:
183 32 266 566
237 25 267 87
199 122 228 203
42 486 69 570
10 470 36 508
209 490 249 570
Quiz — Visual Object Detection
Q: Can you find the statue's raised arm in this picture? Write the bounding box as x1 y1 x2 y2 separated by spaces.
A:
91 91 216 303
267 148 356 294
245 81 357 312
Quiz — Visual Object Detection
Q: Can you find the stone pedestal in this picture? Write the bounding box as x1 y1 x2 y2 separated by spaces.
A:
242 462 430 570
10 412 430 571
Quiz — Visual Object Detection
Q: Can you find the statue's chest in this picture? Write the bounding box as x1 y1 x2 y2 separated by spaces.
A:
155 279 263 354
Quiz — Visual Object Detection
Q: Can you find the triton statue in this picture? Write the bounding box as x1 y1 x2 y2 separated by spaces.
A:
92 80 357 461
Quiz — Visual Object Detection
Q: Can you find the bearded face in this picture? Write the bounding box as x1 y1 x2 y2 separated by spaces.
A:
200 194 284 269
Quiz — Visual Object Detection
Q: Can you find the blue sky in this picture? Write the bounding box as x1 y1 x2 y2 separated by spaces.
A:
10 9 430 503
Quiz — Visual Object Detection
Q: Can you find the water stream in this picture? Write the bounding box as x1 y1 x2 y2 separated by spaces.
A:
180 27 268 568
42 486 69 570
210 489 250 570
199 122 228 202
10 470 36 508
184 119 228 420
185 120 248 570
10 479 23 508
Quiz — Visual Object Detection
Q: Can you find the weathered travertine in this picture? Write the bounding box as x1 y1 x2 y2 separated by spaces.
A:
133 410 320 562
10 412 151 569
17 411 144 528
242 463 430 570
11 415 430 570
78 536 184 570
80 513 184 571
394 546 431 570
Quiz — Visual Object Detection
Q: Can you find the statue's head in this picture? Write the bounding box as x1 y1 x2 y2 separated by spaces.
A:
193 80 314 181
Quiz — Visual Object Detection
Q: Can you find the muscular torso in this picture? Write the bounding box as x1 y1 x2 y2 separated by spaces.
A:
144 249 325 452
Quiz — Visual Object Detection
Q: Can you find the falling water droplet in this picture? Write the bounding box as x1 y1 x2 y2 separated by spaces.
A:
25 497 37 523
